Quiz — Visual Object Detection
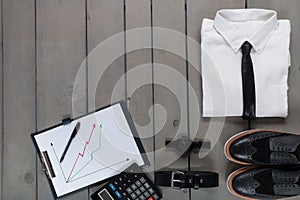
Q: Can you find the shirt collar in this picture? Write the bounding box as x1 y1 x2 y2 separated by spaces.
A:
213 9 278 54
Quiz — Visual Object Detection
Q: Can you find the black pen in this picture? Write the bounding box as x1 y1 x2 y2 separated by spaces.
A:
60 122 81 163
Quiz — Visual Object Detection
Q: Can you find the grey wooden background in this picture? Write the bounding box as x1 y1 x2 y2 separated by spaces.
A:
1 0 300 199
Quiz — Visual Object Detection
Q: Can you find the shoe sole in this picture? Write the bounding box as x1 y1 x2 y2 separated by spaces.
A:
227 166 259 200
224 129 274 165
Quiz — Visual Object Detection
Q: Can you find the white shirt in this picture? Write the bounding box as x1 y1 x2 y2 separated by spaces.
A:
201 9 291 117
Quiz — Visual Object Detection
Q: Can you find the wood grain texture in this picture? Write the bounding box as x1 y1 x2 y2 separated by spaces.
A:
87 0 125 195
0 0 2 198
248 0 300 133
2 0 36 199
186 1 247 199
152 0 189 199
87 0 125 112
125 0 154 176
36 0 87 199
2 1 300 200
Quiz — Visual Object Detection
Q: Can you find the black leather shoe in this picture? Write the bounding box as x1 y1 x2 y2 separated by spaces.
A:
227 167 300 200
224 129 300 166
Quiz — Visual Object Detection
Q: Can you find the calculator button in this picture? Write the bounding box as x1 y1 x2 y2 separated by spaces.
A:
115 191 122 199
140 186 146 192
144 191 150 198
114 180 119 186
122 173 128 179
130 193 137 199
122 182 127 187
118 177 123 182
127 179 132 184
131 184 138 190
135 189 141 196
140 177 146 183
153 194 159 200
134 174 138 178
118 186 122 191
148 188 155 194
109 183 116 191
135 180 142 187
148 197 154 200
126 187 133 194
122 191 127 196
139 194 146 200
144 183 150 189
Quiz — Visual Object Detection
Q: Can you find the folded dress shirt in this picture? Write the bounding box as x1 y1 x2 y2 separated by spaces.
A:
201 9 291 117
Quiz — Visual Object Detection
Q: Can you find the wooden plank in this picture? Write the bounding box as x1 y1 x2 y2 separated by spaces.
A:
186 0 247 199
0 0 2 198
125 0 154 176
87 0 125 111
248 0 300 132
152 0 189 199
2 0 36 199
87 0 125 194
36 0 87 199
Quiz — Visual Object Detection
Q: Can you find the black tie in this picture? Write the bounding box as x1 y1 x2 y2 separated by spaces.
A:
241 41 256 120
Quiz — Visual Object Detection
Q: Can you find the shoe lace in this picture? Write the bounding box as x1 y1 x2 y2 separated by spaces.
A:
272 152 297 164
273 170 299 183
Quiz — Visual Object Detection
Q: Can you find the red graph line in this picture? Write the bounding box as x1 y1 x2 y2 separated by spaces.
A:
67 123 96 182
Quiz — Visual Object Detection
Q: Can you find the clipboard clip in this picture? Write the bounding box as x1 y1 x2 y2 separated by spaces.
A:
62 115 72 125
39 154 48 173
40 151 56 178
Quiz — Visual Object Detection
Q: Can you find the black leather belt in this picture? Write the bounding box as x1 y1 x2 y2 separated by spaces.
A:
165 136 211 155
155 171 219 189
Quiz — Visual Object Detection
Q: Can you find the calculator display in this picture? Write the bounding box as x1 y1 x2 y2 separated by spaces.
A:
98 189 114 200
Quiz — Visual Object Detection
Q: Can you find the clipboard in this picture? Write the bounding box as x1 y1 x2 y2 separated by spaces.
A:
31 101 149 199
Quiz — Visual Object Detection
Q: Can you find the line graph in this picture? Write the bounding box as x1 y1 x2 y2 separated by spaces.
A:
51 122 132 183
68 124 103 182
66 123 97 182
67 158 130 183
51 123 100 183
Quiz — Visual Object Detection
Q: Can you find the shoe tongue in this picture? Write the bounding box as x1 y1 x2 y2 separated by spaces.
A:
269 135 300 152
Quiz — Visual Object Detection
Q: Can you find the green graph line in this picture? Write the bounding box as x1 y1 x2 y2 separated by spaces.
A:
68 124 102 182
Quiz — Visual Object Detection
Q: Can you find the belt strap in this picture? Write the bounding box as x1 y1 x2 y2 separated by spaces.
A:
155 171 219 189
165 137 211 152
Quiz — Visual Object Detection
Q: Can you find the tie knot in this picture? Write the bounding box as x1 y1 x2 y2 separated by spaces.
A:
241 41 252 54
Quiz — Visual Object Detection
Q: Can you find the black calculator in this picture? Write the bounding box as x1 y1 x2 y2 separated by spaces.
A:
91 163 162 200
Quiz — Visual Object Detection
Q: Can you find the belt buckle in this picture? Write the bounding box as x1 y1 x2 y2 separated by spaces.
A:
171 171 185 189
